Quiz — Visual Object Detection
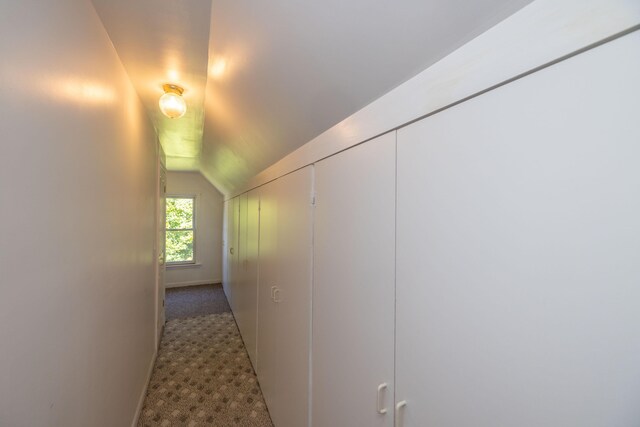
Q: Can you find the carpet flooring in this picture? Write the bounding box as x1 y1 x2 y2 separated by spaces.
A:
165 284 231 320
139 285 273 427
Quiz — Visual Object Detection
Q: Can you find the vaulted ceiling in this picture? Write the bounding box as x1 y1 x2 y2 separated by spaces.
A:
92 0 532 195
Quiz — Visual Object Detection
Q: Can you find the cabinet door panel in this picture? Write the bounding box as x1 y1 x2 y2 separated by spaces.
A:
274 166 313 427
236 190 260 366
313 132 396 427
396 33 640 427
257 166 313 427
257 182 279 408
241 188 260 368
224 197 239 308
222 199 229 302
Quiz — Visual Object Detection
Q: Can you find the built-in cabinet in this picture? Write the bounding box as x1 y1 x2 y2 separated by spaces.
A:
225 190 260 369
235 192 247 324
233 191 259 367
394 32 640 426
257 167 313 427
226 167 314 427
312 132 396 427
244 189 260 365
223 33 640 427
224 196 239 311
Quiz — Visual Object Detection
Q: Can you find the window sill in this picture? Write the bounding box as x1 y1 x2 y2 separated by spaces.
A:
166 262 202 270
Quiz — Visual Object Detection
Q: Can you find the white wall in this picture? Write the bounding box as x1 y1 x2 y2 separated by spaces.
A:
240 0 640 195
165 172 224 287
0 1 158 426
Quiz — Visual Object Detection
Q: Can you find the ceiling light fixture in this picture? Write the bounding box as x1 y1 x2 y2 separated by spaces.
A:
159 83 187 119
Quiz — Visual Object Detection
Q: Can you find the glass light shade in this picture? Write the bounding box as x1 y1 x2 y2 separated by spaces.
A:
159 92 187 119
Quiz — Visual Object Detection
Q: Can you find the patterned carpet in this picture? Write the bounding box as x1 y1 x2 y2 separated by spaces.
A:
138 313 273 426
165 284 231 320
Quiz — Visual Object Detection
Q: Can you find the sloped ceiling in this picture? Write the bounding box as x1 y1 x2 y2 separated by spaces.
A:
92 0 532 195
91 0 211 172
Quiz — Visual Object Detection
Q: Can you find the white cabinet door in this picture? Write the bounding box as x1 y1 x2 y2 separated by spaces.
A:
235 192 251 346
222 199 229 290
396 33 640 427
273 167 313 427
229 190 258 370
243 188 260 368
312 132 396 427
257 182 279 413
258 166 314 427
224 196 239 308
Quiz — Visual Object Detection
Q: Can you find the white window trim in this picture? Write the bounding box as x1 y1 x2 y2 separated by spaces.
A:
166 194 197 265
166 262 202 270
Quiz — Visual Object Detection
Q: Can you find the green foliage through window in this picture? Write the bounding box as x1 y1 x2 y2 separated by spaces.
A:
166 197 194 263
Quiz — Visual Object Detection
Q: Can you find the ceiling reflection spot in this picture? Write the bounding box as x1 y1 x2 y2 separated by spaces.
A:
167 69 180 81
59 80 116 104
209 58 227 79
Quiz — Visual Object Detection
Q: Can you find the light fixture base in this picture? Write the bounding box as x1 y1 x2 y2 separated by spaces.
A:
162 83 184 96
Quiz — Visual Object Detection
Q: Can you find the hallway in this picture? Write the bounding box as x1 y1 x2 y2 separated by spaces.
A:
2 1 639 426
165 284 231 321
139 286 273 426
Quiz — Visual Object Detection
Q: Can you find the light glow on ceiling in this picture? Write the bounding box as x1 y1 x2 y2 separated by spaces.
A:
167 69 180 81
59 80 116 104
209 58 227 79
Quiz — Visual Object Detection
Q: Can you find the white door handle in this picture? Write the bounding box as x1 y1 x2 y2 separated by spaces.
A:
395 401 407 427
376 383 388 414
273 287 281 303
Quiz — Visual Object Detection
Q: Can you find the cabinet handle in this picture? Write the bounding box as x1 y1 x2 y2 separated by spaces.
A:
270 286 277 301
273 288 281 303
376 383 388 415
395 401 407 427
230 247 234 255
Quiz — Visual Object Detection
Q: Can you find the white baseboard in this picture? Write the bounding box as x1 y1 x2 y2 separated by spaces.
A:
131 348 157 427
165 279 222 288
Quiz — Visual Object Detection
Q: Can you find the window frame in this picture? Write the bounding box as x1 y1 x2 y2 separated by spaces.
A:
165 194 196 265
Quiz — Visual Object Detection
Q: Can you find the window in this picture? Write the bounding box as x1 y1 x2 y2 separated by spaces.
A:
166 196 195 264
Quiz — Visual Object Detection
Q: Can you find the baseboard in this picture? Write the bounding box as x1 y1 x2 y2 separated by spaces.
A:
166 279 222 288
131 348 158 427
